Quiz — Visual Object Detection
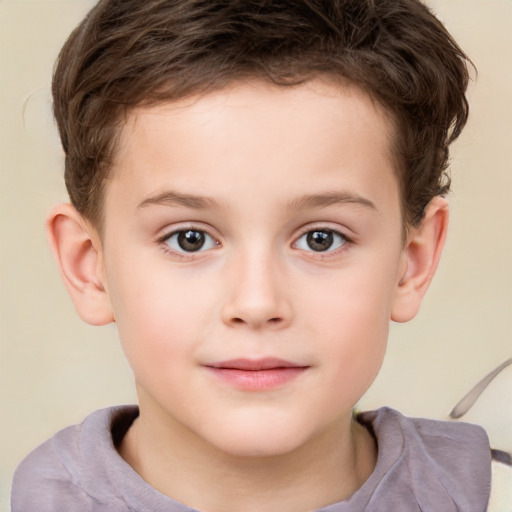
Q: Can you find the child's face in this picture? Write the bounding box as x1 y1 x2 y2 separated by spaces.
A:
100 80 406 456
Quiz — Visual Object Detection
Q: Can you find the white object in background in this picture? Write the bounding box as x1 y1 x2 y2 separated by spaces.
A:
489 461 512 512
450 358 512 511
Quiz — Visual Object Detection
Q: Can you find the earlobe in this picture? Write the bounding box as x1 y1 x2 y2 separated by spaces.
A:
391 197 449 323
46 203 114 326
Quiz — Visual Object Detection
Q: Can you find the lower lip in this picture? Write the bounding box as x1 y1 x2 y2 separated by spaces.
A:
205 367 307 391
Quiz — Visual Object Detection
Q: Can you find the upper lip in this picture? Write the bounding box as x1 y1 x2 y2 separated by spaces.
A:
205 358 307 371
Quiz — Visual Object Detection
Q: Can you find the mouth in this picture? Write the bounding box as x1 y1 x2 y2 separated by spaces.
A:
203 358 309 391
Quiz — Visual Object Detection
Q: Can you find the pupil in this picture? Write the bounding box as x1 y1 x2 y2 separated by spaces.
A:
307 230 333 252
178 230 205 252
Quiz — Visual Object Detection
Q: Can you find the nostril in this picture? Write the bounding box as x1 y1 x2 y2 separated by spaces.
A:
229 316 283 326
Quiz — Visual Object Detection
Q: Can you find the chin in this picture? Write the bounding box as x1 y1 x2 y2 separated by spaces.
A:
202 420 312 458
216 437 303 458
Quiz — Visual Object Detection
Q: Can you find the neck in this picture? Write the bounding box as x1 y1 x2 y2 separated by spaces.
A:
119 406 377 512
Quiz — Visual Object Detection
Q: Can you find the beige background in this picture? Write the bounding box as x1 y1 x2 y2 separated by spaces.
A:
1 0 511 509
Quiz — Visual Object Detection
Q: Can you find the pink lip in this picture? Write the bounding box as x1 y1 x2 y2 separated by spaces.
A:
204 358 309 391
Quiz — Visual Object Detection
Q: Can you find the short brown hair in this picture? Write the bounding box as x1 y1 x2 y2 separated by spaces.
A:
52 0 471 230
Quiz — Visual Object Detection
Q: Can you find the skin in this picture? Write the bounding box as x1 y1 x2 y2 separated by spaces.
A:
48 80 448 512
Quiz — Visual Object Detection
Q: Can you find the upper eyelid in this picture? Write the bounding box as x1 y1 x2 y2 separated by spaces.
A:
297 227 346 237
294 224 352 241
157 224 220 243
294 228 348 245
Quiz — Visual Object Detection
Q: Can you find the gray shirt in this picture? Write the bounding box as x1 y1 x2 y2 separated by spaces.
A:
11 406 491 511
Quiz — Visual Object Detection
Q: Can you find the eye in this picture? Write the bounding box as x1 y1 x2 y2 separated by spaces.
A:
295 229 347 253
164 229 218 253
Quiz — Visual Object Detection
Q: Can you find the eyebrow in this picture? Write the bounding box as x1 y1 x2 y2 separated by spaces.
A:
137 191 223 210
137 190 377 213
287 192 377 212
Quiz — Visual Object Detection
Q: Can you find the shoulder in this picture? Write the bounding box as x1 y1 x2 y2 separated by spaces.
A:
358 407 492 511
360 406 491 464
11 406 139 512
11 421 90 511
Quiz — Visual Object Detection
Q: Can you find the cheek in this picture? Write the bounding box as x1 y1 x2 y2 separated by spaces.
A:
107 263 212 379
303 256 397 333
302 260 397 394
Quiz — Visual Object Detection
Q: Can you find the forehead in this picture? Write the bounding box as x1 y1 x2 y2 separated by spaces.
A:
122 79 394 150
108 80 399 218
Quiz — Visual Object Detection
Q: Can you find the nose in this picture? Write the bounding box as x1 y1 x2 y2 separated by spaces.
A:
221 248 293 330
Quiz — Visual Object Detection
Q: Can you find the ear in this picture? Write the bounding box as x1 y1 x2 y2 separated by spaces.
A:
391 196 449 323
46 203 114 326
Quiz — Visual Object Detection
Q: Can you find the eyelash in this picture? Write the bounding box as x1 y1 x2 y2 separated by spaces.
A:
157 226 352 259
293 226 351 258
157 226 220 259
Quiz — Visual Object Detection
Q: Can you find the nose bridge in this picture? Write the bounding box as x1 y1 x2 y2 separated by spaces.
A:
222 241 291 329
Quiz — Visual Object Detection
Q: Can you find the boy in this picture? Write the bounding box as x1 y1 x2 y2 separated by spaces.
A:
11 0 493 510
